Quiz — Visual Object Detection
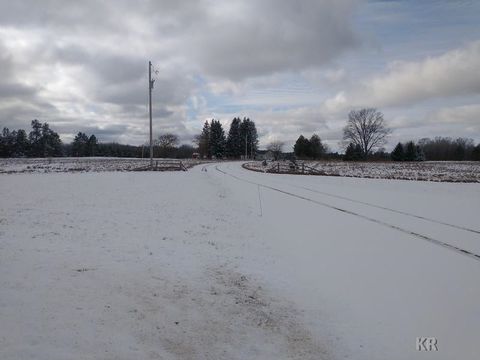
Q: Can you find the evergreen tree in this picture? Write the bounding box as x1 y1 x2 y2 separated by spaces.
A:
391 142 405 161
41 122 62 157
209 120 226 158
404 141 416 161
344 142 363 161
198 121 210 158
0 128 15 157
309 134 325 159
0 128 7 157
239 118 258 158
72 132 89 156
28 119 43 157
226 117 243 158
294 135 311 158
14 129 29 157
26 120 62 157
87 135 98 156
415 145 425 161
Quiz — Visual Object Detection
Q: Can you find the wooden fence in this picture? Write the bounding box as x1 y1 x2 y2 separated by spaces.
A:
132 160 188 172
266 161 324 175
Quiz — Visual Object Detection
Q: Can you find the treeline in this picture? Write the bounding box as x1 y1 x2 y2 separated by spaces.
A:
1 118 259 159
196 117 258 159
391 137 480 162
0 120 62 157
65 138 143 158
0 121 147 158
3 120 479 162
293 134 328 159
287 135 480 162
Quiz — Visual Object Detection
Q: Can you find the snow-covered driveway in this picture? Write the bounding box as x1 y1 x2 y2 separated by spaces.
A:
1 162 479 359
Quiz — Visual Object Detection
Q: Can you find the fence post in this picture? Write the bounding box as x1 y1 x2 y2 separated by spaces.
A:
302 163 304 174
277 163 280 173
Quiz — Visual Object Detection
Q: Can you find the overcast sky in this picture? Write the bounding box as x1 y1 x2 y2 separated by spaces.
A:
0 0 479 150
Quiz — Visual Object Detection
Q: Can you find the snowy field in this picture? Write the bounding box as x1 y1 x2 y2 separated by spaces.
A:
1 162 479 359
245 160 480 182
0 157 207 174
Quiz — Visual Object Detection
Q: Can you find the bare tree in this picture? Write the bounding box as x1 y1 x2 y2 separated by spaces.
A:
343 108 391 156
155 133 179 157
267 140 285 160
156 133 179 148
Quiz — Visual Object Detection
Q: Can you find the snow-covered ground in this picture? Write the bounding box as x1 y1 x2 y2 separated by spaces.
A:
245 160 480 182
1 162 479 359
0 157 207 174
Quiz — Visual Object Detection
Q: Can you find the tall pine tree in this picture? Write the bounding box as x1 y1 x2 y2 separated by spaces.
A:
404 141 416 161
239 118 258 159
87 135 98 156
72 132 89 156
226 117 243 158
28 119 43 157
40 122 62 157
294 135 311 158
209 120 226 159
198 121 210 159
391 142 405 161
344 143 363 161
309 134 325 159
14 129 29 157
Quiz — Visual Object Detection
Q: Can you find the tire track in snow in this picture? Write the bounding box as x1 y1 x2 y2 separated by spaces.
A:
215 165 480 263
278 182 480 235
240 163 480 234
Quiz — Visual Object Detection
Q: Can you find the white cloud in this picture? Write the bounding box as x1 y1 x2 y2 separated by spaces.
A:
353 41 480 107
324 92 347 113
0 0 361 144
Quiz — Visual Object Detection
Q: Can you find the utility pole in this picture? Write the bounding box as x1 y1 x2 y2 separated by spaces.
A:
148 61 154 168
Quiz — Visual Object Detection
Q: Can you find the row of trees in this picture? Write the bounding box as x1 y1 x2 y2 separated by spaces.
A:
71 132 195 158
417 137 479 161
0 121 148 158
196 117 258 159
2 113 479 161
71 132 98 157
391 138 480 162
262 108 387 161
0 118 259 159
0 120 62 157
391 141 425 162
340 109 480 161
293 134 328 159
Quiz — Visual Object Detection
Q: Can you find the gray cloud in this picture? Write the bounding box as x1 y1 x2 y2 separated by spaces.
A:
189 0 359 80
0 42 37 100
0 0 361 144
1 0 477 148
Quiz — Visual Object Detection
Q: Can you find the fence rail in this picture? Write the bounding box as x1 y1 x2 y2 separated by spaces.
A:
265 161 325 175
132 160 188 172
